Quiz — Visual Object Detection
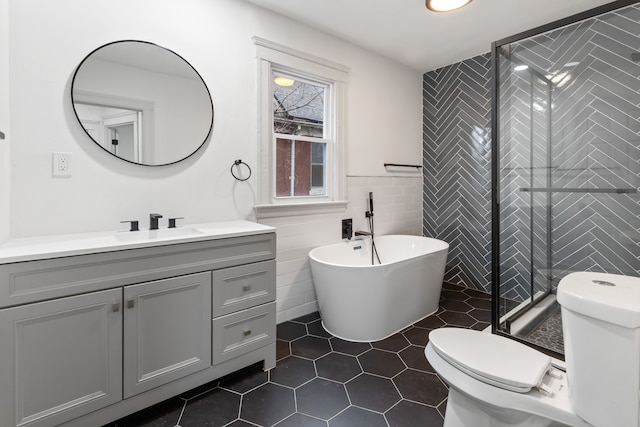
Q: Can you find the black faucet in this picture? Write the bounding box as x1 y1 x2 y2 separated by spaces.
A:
149 213 163 230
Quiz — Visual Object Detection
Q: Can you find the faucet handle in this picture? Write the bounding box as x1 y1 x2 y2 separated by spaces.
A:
168 217 184 229
120 220 139 232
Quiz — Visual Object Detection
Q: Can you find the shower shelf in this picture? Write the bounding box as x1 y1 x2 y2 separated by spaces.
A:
519 187 637 194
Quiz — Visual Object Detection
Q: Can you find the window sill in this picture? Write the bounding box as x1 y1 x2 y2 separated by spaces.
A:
255 201 348 219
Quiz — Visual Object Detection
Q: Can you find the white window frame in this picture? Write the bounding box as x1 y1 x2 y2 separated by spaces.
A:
254 37 348 219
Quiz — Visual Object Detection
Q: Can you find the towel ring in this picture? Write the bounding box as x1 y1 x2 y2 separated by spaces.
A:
231 159 252 181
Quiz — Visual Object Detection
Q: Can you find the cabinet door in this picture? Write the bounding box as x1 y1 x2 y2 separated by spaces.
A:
0 288 122 427
123 272 211 398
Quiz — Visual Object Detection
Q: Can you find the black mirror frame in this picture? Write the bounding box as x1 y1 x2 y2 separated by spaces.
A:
71 40 214 167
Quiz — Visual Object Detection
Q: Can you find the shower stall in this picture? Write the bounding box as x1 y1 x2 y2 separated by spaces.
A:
491 0 640 356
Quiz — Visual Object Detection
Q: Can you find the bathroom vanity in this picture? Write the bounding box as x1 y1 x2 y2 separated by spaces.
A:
0 221 276 427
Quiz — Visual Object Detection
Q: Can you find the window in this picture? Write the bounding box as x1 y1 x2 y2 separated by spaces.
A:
273 73 327 198
254 38 348 218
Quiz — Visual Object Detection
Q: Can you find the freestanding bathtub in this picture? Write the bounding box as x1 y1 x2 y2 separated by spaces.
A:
308 235 449 342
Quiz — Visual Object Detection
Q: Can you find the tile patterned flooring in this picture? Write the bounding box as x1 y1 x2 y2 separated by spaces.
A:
106 282 491 427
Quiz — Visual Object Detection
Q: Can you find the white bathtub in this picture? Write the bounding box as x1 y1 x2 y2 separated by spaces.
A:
309 235 449 342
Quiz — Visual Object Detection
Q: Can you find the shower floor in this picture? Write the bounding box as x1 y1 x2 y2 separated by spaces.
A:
522 303 564 354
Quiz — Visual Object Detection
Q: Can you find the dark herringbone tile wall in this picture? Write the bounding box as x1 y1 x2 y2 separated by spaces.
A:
423 54 492 291
423 2 640 298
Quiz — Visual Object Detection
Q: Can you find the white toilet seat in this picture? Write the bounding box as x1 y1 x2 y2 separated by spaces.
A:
425 329 592 427
429 328 552 393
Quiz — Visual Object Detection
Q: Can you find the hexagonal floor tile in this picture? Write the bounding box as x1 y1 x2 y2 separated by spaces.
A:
402 327 430 346
307 320 332 338
358 349 405 378
316 352 361 383
330 337 371 356
240 383 295 426
291 335 332 360
399 345 434 373
372 333 410 352
277 339 291 361
329 406 387 427
393 370 448 406
437 310 477 328
466 297 491 310
345 373 400 412
414 315 445 330
439 299 472 312
226 420 255 427
270 356 316 388
180 388 240 427
219 363 268 393
439 288 468 301
468 308 491 323
296 378 349 420
278 322 308 341
463 288 491 299
275 412 327 427
385 400 444 427
471 321 491 331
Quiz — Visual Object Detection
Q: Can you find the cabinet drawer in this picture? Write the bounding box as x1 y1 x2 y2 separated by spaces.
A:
212 302 276 365
212 261 275 317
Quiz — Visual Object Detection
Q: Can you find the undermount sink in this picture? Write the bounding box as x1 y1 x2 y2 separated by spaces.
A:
113 227 205 242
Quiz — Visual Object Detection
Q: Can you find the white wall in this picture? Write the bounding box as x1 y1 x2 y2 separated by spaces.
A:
0 0 9 244
6 0 423 321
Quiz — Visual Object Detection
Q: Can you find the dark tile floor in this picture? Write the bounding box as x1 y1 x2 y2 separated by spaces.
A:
106 282 491 427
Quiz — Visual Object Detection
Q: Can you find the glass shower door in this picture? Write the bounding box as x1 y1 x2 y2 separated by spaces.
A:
492 0 640 357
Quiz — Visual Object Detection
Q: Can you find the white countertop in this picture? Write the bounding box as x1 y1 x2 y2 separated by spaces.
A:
0 220 275 264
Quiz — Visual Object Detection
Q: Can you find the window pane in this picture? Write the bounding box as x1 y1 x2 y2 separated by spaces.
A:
275 138 326 197
273 74 324 138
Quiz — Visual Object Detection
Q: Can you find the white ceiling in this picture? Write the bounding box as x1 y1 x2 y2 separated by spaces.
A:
246 0 614 72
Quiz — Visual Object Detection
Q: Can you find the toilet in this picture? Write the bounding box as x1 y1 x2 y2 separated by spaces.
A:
425 272 640 427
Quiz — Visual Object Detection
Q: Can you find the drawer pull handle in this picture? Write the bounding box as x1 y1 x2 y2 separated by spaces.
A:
127 300 135 309
242 284 252 292
112 303 120 312
243 330 252 336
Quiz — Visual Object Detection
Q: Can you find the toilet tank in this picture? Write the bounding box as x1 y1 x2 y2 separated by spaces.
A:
557 272 640 427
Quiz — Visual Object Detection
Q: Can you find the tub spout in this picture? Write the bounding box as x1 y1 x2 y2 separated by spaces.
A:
355 231 372 236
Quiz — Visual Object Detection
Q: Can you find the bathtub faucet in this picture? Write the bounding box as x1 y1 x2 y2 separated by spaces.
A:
355 231 372 237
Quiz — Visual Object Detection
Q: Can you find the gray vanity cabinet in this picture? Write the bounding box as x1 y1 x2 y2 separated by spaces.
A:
0 230 276 427
0 288 123 427
123 272 212 398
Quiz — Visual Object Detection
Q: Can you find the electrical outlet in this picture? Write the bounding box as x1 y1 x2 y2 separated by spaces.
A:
53 152 73 177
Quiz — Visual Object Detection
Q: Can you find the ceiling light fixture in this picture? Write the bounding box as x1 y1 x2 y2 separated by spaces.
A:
514 64 529 71
426 0 473 12
274 76 295 87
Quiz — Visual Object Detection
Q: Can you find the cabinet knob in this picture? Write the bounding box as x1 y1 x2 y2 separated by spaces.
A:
242 284 252 292
243 330 252 336
127 300 135 309
112 302 120 312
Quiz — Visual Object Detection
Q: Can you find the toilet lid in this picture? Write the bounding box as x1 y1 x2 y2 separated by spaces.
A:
429 328 552 393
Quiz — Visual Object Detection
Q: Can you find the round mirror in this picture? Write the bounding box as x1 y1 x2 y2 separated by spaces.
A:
71 40 213 166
